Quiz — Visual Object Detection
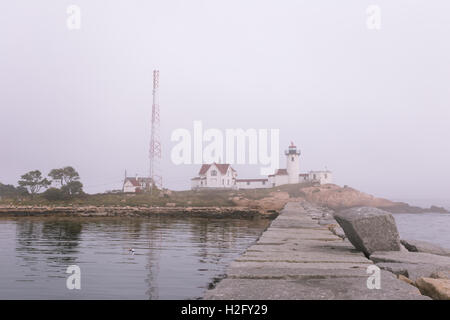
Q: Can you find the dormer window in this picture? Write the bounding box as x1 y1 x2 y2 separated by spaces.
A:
211 170 217 176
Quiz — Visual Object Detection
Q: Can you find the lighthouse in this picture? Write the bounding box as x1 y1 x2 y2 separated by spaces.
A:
285 142 300 184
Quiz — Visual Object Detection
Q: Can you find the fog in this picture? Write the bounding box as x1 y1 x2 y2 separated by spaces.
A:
1 1 449 206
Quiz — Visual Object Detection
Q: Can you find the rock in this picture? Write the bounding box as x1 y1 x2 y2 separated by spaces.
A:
400 239 450 257
431 270 450 280
376 263 409 277
327 225 346 239
371 251 450 282
399 243 409 252
429 205 448 213
334 207 401 256
322 212 333 220
370 251 450 267
398 274 415 286
376 262 449 282
415 277 450 300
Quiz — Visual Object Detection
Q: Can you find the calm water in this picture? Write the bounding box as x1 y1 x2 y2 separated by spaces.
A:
0 216 270 300
394 213 450 249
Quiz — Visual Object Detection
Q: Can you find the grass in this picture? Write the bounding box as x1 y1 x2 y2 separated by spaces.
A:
0 190 235 207
0 182 317 207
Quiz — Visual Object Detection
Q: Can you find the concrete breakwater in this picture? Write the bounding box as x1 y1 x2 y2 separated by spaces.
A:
204 202 432 300
0 205 278 219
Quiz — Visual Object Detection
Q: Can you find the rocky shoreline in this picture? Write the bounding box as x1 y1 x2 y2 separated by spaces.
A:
0 205 278 219
297 184 449 214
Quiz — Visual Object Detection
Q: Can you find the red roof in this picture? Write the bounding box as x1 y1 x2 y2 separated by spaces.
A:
274 169 288 175
124 177 140 187
198 163 232 175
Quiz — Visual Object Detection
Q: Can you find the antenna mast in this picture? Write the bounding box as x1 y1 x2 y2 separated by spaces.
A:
149 70 162 192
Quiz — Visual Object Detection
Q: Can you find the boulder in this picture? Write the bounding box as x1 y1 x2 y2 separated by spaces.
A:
415 278 450 300
334 207 401 256
401 239 450 257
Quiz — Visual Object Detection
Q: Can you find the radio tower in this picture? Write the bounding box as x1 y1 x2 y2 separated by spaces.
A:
149 70 162 192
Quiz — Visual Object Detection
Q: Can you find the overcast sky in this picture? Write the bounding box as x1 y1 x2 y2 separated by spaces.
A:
1 1 449 206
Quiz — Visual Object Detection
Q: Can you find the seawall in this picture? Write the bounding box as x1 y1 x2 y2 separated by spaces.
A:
204 201 429 300
0 205 277 219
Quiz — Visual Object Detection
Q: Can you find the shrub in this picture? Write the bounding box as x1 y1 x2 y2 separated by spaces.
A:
42 188 67 201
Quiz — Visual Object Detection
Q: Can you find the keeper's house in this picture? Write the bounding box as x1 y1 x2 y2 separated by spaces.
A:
191 163 237 189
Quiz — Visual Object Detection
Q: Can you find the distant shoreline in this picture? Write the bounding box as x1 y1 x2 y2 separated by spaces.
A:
1 183 448 217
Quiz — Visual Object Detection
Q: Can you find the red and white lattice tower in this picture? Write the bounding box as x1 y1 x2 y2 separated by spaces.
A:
149 70 162 191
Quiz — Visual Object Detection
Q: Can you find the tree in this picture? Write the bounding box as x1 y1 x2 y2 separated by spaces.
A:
0 183 28 198
62 166 80 184
48 166 80 187
61 181 84 196
48 169 64 186
0 183 17 198
42 188 67 201
18 170 51 195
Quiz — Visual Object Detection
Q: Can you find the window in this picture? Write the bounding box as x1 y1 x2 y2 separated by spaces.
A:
211 170 217 176
313 174 316 180
325 174 328 179
291 157 294 161
262 181 266 185
247 181 250 185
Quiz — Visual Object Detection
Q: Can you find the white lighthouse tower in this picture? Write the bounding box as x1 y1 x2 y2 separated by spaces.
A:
285 142 300 184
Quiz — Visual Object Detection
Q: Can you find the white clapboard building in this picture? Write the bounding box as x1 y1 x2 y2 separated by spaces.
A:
191 163 237 189
191 142 332 190
123 176 152 193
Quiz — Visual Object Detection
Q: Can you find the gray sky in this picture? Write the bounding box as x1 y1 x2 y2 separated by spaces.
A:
1 1 449 206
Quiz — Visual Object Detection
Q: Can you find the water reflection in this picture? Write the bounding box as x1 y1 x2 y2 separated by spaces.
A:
16 220 82 266
0 216 270 299
144 221 160 300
